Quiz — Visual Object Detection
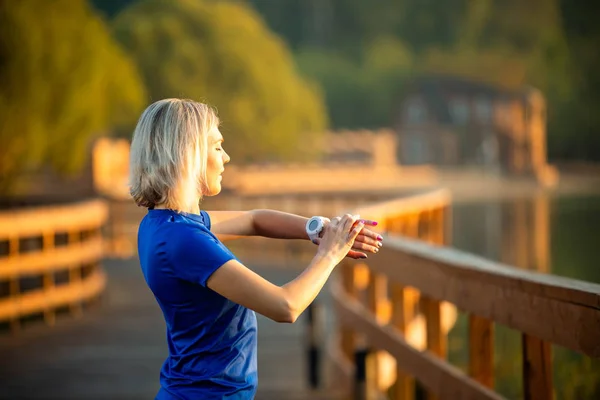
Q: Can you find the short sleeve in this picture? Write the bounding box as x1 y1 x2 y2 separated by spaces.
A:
166 224 235 287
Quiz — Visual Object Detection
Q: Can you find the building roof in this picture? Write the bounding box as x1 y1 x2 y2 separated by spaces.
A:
399 74 537 125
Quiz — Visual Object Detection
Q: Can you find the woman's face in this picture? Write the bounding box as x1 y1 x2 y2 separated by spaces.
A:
205 127 230 196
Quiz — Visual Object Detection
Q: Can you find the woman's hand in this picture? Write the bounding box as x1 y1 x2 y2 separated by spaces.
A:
313 216 382 259
315 214 365 264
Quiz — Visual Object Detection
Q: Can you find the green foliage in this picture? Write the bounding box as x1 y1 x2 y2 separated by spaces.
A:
296 36 413 129
555 0 600 160
250 0 600 160
113 0 328 163
0 0 146 194
420 47 529 90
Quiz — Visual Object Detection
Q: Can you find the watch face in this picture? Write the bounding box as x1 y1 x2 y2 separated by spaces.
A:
309 219 319 230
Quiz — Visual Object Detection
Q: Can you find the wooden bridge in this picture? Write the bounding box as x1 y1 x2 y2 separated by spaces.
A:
1 189 599 399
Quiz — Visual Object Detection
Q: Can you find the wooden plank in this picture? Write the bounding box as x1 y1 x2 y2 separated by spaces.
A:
332 283 504 400
378 236 600 309
0 269 106 321
368 237 600 358
0 236 103 278
522 334 552 400
0 199 108 239
354 189 451 222
469 315 494 388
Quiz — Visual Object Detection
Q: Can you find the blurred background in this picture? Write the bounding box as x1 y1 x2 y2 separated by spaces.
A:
0 1 599 399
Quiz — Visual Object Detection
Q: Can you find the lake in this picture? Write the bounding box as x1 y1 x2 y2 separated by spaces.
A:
449 194 600 399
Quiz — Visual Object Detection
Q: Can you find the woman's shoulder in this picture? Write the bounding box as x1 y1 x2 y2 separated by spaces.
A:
140 210 213 240
144 209 209 227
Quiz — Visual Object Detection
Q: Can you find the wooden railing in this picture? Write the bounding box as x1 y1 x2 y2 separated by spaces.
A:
0 199 108 333
330 189 600 399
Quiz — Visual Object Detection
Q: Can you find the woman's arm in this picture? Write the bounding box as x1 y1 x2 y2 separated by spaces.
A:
207 209 308 241
206 215 364 323
208 209 382 258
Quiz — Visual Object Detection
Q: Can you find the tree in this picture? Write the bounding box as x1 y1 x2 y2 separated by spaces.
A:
557 0 600 160
0 0 146 194
112 0 328 163
296 36 413 129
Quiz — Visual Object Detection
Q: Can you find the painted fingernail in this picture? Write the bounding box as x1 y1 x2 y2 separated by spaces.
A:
372 221 378 226
360 254 368 259
377 235 383 241
377 241 383 248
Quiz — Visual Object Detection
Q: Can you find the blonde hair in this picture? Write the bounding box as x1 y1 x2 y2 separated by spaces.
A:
129 98 219 212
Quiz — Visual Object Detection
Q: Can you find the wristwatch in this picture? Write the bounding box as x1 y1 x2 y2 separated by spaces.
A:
306 216 327 243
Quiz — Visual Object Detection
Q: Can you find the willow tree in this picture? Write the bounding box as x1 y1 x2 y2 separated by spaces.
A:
113 0 328 163
0 0 146 194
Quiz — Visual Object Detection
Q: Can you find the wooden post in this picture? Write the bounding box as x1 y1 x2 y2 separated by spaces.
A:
8 235 20 334
533 193 550 273
522 334 553 400
366 270 388 394
443 205 453 246
390 216 403 236
421 295 446 400
354 348 378 400
306 302 323 389
69 230 83 316
427 209 438 245
423 297 446 357
407 213 419 239
514 199 530 269
433 207 445 246
391 283 415 400
43 231 56 326
341 261 357 363
469 315 494 388
368 271 388 324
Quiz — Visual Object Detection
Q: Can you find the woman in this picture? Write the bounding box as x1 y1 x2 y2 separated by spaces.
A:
129 98 383 399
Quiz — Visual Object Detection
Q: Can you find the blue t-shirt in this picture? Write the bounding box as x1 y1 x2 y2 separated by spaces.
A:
137 209 258 399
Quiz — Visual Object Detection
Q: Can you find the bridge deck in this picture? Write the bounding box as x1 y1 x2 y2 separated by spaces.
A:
0 258 339 400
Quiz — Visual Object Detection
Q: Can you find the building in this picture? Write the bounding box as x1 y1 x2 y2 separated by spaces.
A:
318 129 398 167
395 75 549 177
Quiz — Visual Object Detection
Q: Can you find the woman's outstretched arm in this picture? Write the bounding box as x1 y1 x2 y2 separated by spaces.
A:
208 209 382 259
207 209 307 241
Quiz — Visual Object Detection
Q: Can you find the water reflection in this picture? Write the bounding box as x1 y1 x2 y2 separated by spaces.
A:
450 193 600 399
